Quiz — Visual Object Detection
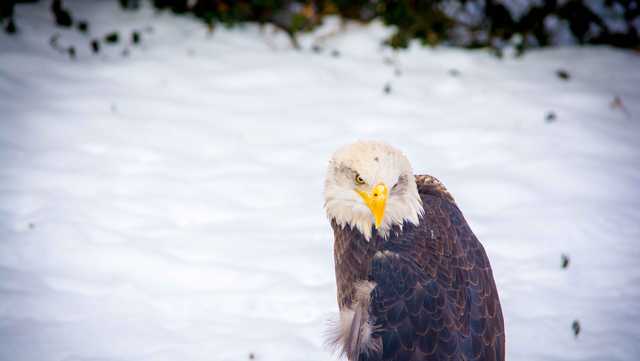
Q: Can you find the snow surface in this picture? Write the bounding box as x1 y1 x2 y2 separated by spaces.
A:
1 1 640 361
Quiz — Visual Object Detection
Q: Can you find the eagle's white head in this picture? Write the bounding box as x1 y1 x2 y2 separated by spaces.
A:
324 141 423 240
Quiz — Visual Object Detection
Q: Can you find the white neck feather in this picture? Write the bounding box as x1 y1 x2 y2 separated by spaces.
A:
324 180 423 240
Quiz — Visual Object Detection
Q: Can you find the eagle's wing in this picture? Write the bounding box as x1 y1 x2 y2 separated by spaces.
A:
361 175 505 361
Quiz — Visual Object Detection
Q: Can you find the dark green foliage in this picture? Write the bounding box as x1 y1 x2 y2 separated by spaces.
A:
1 2 15 20
138 0 638 51
331 0 376 21
51 0 73 27
3 1 40 34
49 32 78 58
381 1 456 48
90 39 100 53
132 31 140 44
556 69 570 80
4 0 640 51
76 20 88 33
561 253 570 268
154 0 189 14
104 32 119 44
119 0 140 10
572 320 581 337
546 111 557 123
5 18 17 33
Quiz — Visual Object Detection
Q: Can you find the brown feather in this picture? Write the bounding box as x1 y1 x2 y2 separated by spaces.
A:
331 175 505 361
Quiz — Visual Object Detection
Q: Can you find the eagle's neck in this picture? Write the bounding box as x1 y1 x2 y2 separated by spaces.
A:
331 220 411 310
332 221 379 310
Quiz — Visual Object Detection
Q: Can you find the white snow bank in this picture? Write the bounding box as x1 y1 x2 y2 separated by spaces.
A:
1 1 639 361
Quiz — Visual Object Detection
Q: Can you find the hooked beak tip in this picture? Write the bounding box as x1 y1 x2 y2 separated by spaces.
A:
357 183 388 230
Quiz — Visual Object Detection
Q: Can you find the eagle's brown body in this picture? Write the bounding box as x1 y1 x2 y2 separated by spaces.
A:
332 175 505 361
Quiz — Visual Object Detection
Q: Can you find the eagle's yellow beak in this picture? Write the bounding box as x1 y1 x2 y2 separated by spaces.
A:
356 183 388 229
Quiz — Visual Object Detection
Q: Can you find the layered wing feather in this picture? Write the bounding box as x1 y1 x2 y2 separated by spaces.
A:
360 175 505 361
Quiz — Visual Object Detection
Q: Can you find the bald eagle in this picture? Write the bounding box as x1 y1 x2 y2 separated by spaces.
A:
324 141 504 361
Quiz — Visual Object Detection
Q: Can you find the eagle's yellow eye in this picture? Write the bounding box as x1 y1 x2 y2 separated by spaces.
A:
354 174 365 185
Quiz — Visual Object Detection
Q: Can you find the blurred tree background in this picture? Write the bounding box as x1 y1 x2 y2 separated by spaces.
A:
2 0 639 54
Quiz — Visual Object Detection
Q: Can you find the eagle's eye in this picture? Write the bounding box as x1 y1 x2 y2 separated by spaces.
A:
354 174 365 185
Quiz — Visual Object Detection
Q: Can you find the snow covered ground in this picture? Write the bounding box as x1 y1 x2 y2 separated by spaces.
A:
1 1 640 361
